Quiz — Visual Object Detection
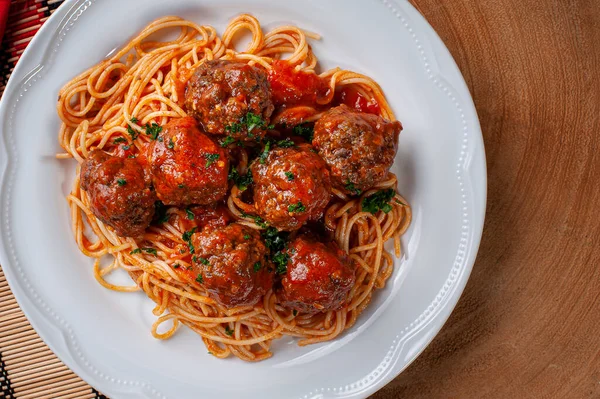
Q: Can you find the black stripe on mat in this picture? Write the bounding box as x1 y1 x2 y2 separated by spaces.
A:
0 351 16 399
93 387 110 399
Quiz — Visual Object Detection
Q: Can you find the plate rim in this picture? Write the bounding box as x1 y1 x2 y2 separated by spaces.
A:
0 0 487 398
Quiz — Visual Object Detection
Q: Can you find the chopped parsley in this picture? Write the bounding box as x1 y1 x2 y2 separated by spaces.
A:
273 251 290 275
225 122 242 134
122 145 130 150
196 257 209 265
205 153 220 167
224 326 234 336
153 200 169 224
261 228 290 275
276 138 295 148
130 248 141 254
228 166 253 191
362 189 396 214
113 137 127 144
178 184 186 189
288 201 306 213
253 262 262 272
240 211 267 228
173 263 180 269
244 112 268 133
345 180 361 196
127 117 139 140
225 112 272 136
168 138 175 149
182 227 197 253
293 123 314 142
244 234 251 240
220 135 236 147
185 207 195 220
116 178 127 186
195 274 203 283
258 140 271 164
144 122 162 140
285 171 294 181
128 155 136 159
261 227 288 253
142 247 157 255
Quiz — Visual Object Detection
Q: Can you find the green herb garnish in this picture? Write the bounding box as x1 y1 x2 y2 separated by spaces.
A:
228 166 253 191
144 122 162 140
205 153 220 167
240 211 267 228
113 137 127 144
285 171 294 181
127 117 139 140
243 234 251 240
116 178 127 186
259 140 271 164
168 138 175 149
345 180 361 196
130 248 141 254
178 184 186 189
142 247 157 255
185 207 195 220
224 326 234 336
273 251 290 275
361 189 396 214
173 264 180 269
154 200 169 224
182 227 197 253
276 138 295 148
220 135 236 147
293 123 314 142
253 262 262 272
288 201 306 213
195 274 203 283
197 257 209 265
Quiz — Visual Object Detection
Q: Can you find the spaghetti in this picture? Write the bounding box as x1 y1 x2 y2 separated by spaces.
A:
57 14 411 361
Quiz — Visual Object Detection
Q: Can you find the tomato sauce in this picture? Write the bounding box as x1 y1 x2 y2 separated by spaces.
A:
267 60 331 106
334 86 381 115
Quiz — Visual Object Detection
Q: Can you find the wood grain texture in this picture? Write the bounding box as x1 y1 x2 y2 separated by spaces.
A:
374 0 600 398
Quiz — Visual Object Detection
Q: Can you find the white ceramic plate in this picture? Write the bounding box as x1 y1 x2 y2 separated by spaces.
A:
0 0 486 398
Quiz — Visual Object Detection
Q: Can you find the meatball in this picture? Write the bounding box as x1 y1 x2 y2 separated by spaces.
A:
184 60 274 142
191 223 273 308
80 150 155 237
251 144 331 231
147 117 228 206
313 104 402 195
278 236 356 314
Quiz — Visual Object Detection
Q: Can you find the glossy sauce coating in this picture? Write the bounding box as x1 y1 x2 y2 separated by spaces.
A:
267 60 331 107
251 144 332 231
80 150 156 237
184 60 274 142
190 223 273 308
147 117 228 206
313 104 402 194
278 236 356 314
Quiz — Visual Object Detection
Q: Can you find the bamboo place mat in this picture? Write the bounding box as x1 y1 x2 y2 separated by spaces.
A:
0 3 108 398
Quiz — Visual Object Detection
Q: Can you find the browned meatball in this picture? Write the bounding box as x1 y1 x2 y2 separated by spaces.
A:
251 144 331 231
80 150 155 237
147 117 228 206
190 223 273 308
313 104 402 195
184 60 274 142
278 236 356 314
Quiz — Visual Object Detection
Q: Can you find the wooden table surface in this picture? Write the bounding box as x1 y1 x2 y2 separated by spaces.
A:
374 0 600 397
